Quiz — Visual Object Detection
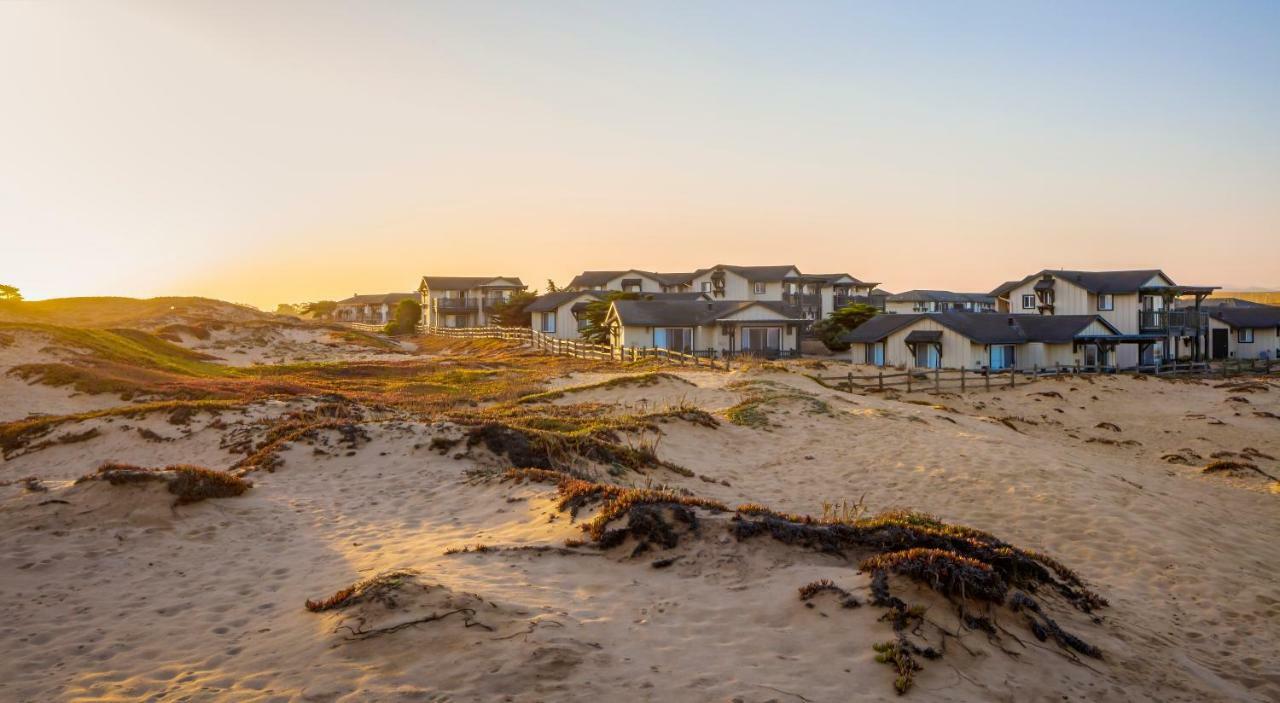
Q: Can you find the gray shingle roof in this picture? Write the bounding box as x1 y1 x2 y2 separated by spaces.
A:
1210 306 1280 329
611 300 795 327
337 292 417 305
887 290 995 304
695 265 803 282
523 291 604 313
1003 269 1173 295
420 276 525 290
842 311 1118 345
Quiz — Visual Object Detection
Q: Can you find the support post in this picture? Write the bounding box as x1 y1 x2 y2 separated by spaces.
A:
934 367 940 392
960 367 966 392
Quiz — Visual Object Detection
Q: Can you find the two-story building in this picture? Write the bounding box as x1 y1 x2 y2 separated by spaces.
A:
994 269 1217 368
334 293 417 325
418 276 527 328
884 290 997 314
564 270 699 294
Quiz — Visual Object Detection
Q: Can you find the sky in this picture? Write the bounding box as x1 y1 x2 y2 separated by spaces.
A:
1 1 1278 309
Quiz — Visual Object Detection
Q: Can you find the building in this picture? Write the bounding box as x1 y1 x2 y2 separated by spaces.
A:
604 299 804 358
1205 306 1280 360
993 269 1217 367
843 311 1121 370
564 270 698 294
333 293 417 325
884 290 996 314
564 265 880 331
524 290 709 340
418 276 527 328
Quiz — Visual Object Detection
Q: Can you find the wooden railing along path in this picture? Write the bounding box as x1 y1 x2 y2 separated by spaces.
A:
813 358 1275 394
415 325 733 369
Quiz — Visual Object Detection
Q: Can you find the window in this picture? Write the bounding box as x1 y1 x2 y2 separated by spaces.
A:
1021 294 1036 310
622 283 641 292
742 327 781 351
541 312 556 333
701 282 712 292
654 327 692 352
865 342 885 366
753 282 767 294
1239 328 1254 343
989 345 1016 370
1097 294 1113 311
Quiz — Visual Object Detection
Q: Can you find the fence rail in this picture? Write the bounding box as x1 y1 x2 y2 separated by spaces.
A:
417 325 734 369
347 322 387 333
815 358 1274 394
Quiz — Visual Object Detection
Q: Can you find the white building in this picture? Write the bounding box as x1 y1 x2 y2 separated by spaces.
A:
418 276 526 328
604 299 804 358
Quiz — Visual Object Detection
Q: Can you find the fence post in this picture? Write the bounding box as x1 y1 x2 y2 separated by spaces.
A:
906 370 912 393
960 367 966 392
1009 369 1015 388
878 371 884 391
847 371 853 393
933 367 940 392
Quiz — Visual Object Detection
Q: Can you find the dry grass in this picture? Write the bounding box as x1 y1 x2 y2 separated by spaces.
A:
75 462 251 505
304 569 420 612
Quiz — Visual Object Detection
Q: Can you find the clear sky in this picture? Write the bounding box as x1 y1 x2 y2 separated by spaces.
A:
2 1 1277 308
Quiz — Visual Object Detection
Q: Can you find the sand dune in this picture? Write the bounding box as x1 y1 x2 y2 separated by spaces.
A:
2 327 1278 701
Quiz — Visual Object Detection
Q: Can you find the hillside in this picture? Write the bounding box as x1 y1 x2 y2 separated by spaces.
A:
0 296 271 328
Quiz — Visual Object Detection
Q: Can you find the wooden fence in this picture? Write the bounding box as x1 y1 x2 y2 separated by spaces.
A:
417 325 732 369
815 358 1274 394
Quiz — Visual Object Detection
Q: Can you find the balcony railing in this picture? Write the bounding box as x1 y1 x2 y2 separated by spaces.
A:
1139 310 1207 331
435 298 480 311
782 293 821 306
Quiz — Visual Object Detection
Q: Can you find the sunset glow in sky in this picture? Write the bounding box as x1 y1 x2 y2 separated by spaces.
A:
2 1 1277 309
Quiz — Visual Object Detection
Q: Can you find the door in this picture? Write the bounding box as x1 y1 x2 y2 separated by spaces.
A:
1083 344 1098 369
742 327 780 354
1212 329 1229 360
914 344 939 369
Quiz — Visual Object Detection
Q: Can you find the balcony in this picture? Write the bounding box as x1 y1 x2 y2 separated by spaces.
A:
1139 309 1207 332
782 293 821 307
435 298 479 311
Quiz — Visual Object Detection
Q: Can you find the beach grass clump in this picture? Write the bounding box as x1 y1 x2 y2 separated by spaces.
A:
798 579 860 608
304 569 419 612
76 462 251 505
860 548 1007 603
872 640 922 695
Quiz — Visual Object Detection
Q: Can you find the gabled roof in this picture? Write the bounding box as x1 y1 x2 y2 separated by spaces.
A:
1209 306 1280 329
810 273 878 287
526 291 707 314
337 292 417 305
420 276 525 291
610 299 797 327
652 272 698 286
566 270 656 288
696 265 803 282
887 290 995 304
989 281 1022 298
1003 269 1174 295
523 291 605 313
843 311 1119 345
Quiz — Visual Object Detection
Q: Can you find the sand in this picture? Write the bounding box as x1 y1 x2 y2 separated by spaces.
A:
2 334 1278 702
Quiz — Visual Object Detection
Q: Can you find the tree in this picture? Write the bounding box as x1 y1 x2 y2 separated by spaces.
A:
300 300 337 319
275 303 299 316
546 279 561 294
384 299 422 335
0 284 21 302
489 291 539 328
811 302 880 352
579 291 639 344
